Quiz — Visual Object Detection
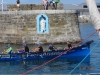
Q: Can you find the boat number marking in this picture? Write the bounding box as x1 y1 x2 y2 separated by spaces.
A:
0 54 10 58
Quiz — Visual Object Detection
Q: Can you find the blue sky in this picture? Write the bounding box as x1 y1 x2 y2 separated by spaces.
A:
0 0 100 4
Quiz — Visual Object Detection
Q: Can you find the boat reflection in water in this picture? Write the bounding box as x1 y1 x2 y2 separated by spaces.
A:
3 56 90 74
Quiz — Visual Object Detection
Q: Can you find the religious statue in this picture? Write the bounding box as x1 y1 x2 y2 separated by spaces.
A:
40 17 46 33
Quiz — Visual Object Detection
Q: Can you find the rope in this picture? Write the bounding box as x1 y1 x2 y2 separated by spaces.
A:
21 29 99 75
73 29 99 47
69 39 100 75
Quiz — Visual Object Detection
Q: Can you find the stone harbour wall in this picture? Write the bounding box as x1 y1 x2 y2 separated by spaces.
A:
78 15 91 23
0 10 81 44
7 3 63 11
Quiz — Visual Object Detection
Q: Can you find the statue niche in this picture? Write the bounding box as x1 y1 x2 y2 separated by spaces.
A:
36 14 49 34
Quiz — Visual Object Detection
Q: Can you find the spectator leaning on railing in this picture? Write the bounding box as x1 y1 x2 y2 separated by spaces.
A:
49 0 56 10
16 0 20 11
55 0 60 9
43 0 48 10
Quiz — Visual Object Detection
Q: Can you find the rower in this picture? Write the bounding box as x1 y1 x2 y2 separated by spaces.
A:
17 42 29 53
4 44 12 54
37 44 43 53
32 42 43 53
67 41 72 49
23 42 29 53
48 44 56 51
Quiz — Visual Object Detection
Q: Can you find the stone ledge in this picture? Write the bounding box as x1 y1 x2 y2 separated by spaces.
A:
0 10 77 14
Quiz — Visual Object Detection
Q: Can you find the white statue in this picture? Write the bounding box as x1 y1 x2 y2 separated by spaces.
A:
40 18 46 33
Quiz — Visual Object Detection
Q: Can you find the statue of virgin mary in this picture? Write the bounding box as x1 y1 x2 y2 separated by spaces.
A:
40 17 46 33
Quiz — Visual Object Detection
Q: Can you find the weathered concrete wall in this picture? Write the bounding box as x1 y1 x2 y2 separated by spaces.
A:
0 10 81 44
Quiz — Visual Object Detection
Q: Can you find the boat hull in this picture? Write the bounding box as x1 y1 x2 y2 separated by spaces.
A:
0 44 90 61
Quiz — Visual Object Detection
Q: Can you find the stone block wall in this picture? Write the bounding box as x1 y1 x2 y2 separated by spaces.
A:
0 10 81 44
7 3 63 11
